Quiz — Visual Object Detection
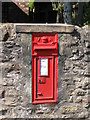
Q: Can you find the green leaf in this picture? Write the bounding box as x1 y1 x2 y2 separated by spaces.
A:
29 0 34 9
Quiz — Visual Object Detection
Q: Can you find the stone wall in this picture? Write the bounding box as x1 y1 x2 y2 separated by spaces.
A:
0 23 90 119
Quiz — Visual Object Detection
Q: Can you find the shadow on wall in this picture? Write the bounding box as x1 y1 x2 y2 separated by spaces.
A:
57 38 70 104
2 2 57 23
2 2 31 23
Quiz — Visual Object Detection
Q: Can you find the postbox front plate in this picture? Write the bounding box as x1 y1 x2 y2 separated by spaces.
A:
31 33 57 104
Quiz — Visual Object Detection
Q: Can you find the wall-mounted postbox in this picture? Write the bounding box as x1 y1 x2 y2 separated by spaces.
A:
31 33 57 104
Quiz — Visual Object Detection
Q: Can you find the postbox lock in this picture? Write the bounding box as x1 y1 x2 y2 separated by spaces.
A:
39 78 46 84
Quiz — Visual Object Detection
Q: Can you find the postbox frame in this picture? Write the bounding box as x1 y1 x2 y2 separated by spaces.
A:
31 32 57 104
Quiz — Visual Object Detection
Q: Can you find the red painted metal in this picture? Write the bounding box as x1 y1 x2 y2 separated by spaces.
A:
31 33 57 104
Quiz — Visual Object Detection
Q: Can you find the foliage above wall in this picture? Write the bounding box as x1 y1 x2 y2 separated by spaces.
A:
2 1 90 25
29 1 90 25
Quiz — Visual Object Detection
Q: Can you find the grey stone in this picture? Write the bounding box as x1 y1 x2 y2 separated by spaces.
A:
84 67 90 77
84 54 90 62
0 89 5 98
15 23 74 33
82 80 89 89
75 82 82 88
36 110 44 114
70 54 80 60
75 96 82 103
4 97 17 106
2 62 20 71
2 78 13 86
2 55 9 63
64 60 73 70
84 48 90 55
68 96 73 102
73 88 86 96
72 49 78 54
78 111 89 118
4 41 15 48
61 104 78 114
85 42 90 48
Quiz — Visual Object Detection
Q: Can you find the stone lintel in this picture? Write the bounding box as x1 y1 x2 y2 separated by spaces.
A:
15 23 74 33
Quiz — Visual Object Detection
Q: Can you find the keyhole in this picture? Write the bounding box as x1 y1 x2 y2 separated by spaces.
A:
39 80 41 84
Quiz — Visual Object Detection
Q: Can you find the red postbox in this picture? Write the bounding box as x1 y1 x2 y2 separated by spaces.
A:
31 33 57 104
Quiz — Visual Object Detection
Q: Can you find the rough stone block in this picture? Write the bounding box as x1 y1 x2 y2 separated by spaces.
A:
61 105 77 114
75 96 82 103
84 67 90 77
73 88 86 96
85 41 90 48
